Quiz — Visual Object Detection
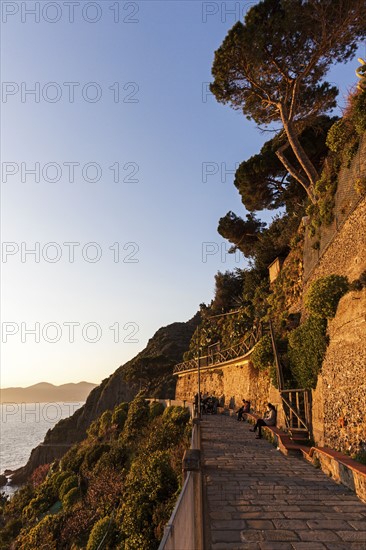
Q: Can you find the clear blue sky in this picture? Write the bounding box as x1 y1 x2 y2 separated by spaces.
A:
1 1 364 387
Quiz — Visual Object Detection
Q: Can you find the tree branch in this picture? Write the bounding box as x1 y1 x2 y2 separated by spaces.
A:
275 143 316 204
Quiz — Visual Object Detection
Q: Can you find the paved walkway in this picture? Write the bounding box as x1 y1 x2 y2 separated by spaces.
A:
201 414 366 550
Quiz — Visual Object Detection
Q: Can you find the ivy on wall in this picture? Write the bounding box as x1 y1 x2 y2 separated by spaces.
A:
288 316 328 388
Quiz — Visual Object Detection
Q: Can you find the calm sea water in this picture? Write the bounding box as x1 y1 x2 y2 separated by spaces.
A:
0 402 84 495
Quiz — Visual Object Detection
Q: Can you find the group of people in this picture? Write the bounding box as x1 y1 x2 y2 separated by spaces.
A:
194 392 277 437
194 392 219 414
237 400 277 439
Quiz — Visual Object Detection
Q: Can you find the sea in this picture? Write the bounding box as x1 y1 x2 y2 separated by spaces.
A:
0 402 84 497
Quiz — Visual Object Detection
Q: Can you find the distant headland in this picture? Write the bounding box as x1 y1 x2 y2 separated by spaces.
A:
0 382 98 404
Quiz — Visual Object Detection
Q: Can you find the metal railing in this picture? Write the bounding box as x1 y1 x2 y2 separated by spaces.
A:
267 321 311 438
173 324 263 375
158 420 203 550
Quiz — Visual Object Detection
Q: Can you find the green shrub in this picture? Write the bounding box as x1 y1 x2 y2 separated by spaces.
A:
251 335 273 370
87 516 116 550
0 517 22 547
349 271 366 291
59 474 78 500
351 89 366 135
149 401 165 419
87 418 101 439
305 275 349 318
99 410 113 436
95 444 128 471
122 393 149 443
121 450 178 549
326 118 359 168
112 403 129 429
288 317 328 388
16 515 59 550
62 487 80 510
51 470 73 492
60 445 85 472
326 119 352 154
84 444 111 469
162 406 190 426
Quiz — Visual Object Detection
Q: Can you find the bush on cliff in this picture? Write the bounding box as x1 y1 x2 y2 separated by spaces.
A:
288 317 328 388
87 515 116 550
305 274 349 319
0 397 191 550
119 450 178 549
121 392 149 444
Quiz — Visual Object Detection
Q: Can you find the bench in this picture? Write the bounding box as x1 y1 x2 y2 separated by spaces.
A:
238 410 310 457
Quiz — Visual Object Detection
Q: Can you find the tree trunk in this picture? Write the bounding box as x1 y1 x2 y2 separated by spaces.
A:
279 103 319 203
275 145 317 204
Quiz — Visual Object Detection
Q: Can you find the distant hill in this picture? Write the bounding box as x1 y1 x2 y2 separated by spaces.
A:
0 382 97 404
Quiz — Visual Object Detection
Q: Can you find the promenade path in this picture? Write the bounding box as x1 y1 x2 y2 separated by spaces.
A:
201 414 366 550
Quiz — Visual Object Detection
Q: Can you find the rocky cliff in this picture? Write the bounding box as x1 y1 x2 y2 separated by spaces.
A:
10 314 200 484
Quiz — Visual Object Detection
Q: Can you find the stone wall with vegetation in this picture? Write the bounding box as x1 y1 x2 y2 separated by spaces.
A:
312 289 366 456
305 196 366 455
299 117 366 456
304 198 366 288
303 134 366 281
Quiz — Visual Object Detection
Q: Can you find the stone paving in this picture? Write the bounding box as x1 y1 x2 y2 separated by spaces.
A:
201 414 366 550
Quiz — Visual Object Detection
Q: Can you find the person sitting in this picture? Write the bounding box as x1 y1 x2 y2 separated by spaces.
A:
237 399 250 421
201 394 209 414
249 403 276 438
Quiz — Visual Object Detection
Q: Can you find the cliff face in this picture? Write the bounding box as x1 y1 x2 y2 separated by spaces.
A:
10 314 200 484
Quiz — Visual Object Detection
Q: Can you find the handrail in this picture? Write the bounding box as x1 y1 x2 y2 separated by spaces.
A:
268 319 285 391
158 471 194 550
158 420 203 550
173 324 262 375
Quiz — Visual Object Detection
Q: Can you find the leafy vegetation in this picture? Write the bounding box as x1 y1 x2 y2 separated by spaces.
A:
288 317 328 388
0 396 191 550
306 89 366 233
234 117 335 213
305 275 349 319
210 0 365 202
251 335 273 372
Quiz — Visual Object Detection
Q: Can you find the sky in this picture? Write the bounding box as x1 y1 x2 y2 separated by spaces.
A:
1 0 364 388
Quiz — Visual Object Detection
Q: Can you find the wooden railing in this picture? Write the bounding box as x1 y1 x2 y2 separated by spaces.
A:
280 389 311 433
173 324 263 375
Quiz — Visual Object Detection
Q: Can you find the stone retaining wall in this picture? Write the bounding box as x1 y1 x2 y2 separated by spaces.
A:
175 357 286 429
304 197 366 455
303 134 366 281
313 290 366 456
